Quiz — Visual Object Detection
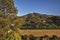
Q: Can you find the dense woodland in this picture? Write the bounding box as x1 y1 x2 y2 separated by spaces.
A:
0 0 60 40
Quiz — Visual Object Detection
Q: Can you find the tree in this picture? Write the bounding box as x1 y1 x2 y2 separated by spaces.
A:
0 0 21 40
0 11 4 17
1 0 17 16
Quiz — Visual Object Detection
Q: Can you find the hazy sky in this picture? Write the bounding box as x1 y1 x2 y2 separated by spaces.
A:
14 0 60 16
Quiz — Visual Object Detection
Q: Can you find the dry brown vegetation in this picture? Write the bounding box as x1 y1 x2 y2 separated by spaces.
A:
19 30 60 37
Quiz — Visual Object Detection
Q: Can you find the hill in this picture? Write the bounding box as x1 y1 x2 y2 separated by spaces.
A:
19 13 60 29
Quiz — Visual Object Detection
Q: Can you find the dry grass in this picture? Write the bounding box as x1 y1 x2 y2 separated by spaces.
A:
19 30 60 37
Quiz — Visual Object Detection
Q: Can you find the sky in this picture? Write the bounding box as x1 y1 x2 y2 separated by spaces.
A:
14 0 60 16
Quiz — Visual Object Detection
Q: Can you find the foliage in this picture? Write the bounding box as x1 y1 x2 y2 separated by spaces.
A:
0 0 21 40
1 0 17 16
3 31 21 40
0 0 60 40
20 13 60 29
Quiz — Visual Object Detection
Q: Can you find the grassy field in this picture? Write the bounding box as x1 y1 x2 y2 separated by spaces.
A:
19 30 60 37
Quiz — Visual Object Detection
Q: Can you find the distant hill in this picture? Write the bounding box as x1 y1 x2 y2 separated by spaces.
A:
19 13 60 29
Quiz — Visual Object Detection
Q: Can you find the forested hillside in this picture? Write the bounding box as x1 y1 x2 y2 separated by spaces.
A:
20 13 60 29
